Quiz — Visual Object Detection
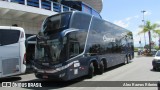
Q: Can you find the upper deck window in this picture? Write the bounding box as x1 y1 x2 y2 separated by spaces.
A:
42 12 71 34
70 12 92 30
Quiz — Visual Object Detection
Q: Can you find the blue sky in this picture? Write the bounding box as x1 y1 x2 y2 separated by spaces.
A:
100 0 160 47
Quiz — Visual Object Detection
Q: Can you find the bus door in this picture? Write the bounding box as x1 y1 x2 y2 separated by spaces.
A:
68 41 87 79
0 29 21 77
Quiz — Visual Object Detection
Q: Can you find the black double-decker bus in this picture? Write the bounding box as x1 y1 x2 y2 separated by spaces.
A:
33 11 134 81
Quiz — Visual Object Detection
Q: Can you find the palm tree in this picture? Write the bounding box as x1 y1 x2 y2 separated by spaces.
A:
138 21 158 53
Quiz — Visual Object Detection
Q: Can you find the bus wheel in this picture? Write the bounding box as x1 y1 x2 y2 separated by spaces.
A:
130 55 132 60
98 61 104 74
153 67 157 71
88 63 94 78
129 55 131 60
124 56 128 64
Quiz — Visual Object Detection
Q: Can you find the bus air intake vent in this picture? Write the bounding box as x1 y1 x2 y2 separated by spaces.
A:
2 58 19 75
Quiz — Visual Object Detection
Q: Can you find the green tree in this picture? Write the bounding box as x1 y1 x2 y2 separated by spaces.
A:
139 21 158 53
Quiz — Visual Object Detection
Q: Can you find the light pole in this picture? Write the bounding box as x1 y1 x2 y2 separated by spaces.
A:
141 10 146 47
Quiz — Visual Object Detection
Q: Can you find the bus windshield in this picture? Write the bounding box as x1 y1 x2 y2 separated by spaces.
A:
156 51 160 56
35 33 66 64
42 12 71 34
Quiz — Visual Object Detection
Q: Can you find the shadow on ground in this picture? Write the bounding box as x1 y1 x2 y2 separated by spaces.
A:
0 76 22 83
20 62 133 89
150 69 160 72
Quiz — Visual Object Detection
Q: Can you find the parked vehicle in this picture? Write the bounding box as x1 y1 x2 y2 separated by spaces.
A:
158 81 160 90
138 48 143 55
152 50 160 70
0 26 26 78
151 49 157 56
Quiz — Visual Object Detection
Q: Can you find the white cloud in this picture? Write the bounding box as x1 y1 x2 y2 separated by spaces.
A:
125 17 132 21
114 15 140 28
155 21 160 24
134 15 140 18
132 28 141 35
144 11 152 16
127 15 140 21
125 15 140 21
132 28 144 46
114 20 129 28
155 21 160 29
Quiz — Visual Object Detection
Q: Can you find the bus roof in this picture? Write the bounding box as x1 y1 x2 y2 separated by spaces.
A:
47 11 89 18
0 26 25 32
46 11 131 33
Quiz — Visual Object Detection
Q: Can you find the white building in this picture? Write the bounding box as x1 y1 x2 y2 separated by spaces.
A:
0 0 103 35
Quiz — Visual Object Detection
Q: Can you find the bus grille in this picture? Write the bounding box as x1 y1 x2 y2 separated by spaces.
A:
2 58 19 75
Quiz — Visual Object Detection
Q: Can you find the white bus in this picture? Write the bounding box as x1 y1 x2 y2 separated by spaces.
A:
0 26 26 78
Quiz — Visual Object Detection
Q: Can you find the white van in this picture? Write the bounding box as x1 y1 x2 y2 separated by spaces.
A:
0 26 26 78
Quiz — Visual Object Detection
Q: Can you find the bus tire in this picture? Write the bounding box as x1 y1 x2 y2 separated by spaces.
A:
130 55 132 60
124 56 128 64
153 67 157 71
87 63 94 78
129 55 131 60
98 61 104 74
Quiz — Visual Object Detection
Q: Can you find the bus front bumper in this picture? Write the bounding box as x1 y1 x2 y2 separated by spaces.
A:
33 66 67 81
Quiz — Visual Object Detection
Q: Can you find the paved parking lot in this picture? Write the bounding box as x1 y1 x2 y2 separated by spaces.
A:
0 56 160 90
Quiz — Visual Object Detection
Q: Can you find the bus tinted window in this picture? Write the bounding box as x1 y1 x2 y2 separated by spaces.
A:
0 29 20 46
43 13 71 34
88 17 129 55
68 31 87 58
69 42 80 58
70 12 91 30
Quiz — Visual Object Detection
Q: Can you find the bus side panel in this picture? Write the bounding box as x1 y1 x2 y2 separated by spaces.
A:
19 41 26 74
86 17 133 68
66 56 89 80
